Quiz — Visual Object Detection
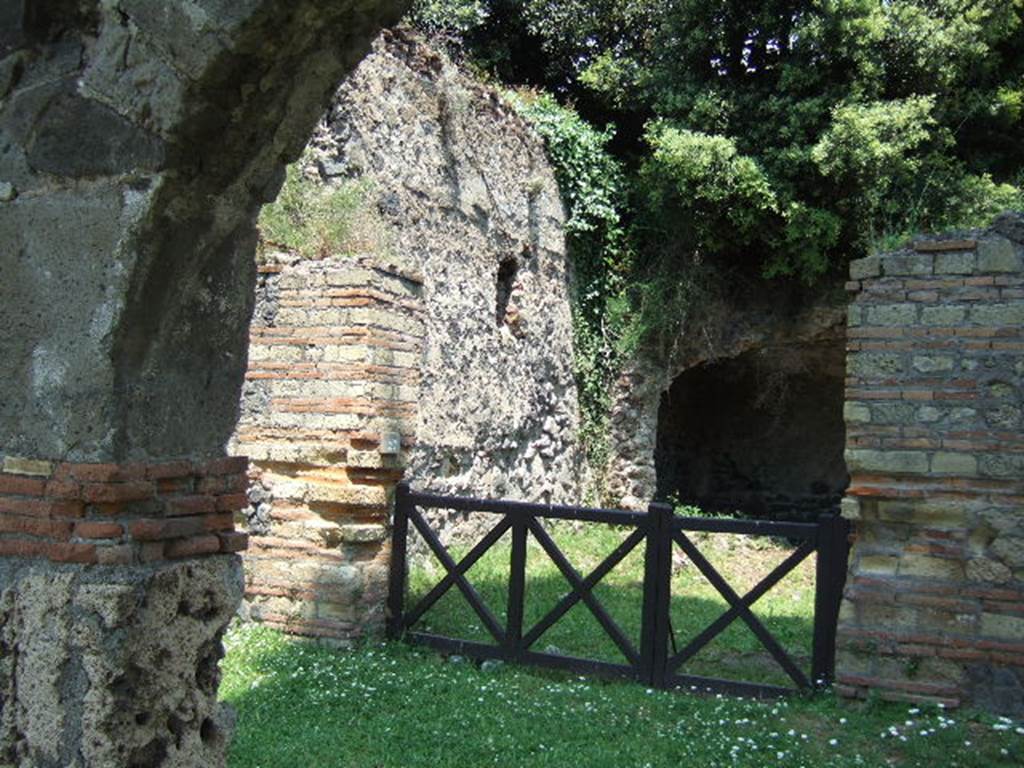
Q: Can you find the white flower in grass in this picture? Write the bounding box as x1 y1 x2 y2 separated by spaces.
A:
829 739 838 747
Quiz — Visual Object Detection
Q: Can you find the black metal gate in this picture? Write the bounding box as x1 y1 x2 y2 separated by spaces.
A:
386 482 850 697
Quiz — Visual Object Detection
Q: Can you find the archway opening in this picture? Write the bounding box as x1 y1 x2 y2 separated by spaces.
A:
654 341 848 521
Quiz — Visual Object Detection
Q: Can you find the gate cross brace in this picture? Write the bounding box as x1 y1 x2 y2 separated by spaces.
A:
404 513 513 630
667 539 815 674
528 518 640 666
408 506 507 643
522 527 646 651
672 531 812 689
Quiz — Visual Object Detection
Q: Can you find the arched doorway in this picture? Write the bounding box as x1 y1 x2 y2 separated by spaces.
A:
0 2 408 764
654 341 849 520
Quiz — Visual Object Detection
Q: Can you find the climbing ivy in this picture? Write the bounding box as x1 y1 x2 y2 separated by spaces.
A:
504 90 628 487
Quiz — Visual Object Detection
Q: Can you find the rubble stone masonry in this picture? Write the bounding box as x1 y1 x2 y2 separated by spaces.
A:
231 32 584 642
838 212 1024 714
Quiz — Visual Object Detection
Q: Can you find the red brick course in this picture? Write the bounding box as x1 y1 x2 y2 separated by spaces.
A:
0 456 250 565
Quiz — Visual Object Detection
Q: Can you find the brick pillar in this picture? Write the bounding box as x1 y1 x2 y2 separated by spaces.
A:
0 456 250 766
234 261 422 640
838 215 1024 714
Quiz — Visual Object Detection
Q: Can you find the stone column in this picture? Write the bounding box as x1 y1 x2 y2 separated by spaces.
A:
838 213 1024 714
0 1 407 765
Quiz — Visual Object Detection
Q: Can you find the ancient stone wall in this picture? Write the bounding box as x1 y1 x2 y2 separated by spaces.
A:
232 31 584 641
838 213 1024 714
0 1 407 764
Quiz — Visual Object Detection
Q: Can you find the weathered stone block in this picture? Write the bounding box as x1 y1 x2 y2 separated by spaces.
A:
981 612 1024 639
977 237 1021 273
1 556 243 767
317 600 358 622
859 555 899 575
1 456 53 476
876 500 971 527
338 523 387 543
883 252 933 276
846 449 929 475
979 453 1024 478
26 87 166 178
843 402 872 423
930 452 978 476
898 554 965 580
912 355 955 374
971 303 1024 327
934 251 976 274
840 497 861 520
848 352 904 379
869 402 916 425
986 404 1022 430
850 256 882 280
966 558 1012 583
867 304 918 326
992 536 1024 569
920 305 967 326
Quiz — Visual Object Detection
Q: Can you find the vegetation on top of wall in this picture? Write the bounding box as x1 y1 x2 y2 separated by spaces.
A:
258 161 368 261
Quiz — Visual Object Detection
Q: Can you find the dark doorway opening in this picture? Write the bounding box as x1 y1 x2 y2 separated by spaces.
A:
655 342 848 520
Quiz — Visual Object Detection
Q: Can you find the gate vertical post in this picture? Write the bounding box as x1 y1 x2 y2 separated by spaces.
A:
811 514 850 687
640 501 674 687
505 514 528 660
387 481 411 639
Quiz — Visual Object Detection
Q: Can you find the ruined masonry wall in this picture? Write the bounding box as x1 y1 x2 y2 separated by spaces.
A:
838 213 1024 714
0 1 408 764
233 31 584 641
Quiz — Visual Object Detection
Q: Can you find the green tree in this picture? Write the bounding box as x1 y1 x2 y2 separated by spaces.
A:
410 0 1024 351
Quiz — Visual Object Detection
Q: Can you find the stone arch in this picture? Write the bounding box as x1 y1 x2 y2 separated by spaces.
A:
654 340 848 519
605 298 847 511
0 2 407 765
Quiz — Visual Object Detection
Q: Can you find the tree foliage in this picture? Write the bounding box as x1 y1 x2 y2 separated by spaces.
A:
414 0 1024 284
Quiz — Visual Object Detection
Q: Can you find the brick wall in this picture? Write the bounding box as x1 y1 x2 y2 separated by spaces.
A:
0 455 249 565
232 261 421 640
839 213 1024 713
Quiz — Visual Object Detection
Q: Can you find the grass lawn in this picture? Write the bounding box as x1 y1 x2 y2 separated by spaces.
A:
221 624 1022 767
222 522 1022 766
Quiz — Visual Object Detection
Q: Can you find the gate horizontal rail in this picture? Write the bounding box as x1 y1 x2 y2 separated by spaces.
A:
387 482 850 698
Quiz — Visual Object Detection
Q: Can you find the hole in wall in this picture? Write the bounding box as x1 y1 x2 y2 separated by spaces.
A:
654 341 848 520
200 718 218 745
495 257 518 326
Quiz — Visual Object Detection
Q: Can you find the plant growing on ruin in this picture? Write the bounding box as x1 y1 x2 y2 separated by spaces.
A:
258 161 368 261
505 89 629 489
